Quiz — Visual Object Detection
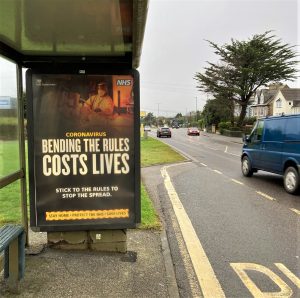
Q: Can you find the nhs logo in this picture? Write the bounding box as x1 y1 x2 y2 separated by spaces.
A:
116 79 132 86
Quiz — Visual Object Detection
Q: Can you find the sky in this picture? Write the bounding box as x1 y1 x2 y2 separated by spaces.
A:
0 0 299 116
139 0 300 117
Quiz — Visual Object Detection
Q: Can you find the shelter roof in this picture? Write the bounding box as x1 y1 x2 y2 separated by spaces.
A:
0 0 148 68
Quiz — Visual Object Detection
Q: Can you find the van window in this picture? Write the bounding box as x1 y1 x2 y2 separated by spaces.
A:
264 119 285 142
251 120 264 142
285 117 300 141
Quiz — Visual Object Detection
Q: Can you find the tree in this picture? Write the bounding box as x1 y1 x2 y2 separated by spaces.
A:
143 112 155 126
201 98 232 126
195 31 298 127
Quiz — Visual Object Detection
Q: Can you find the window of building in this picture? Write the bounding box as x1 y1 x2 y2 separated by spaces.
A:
259 107 264 116
276 99 282 108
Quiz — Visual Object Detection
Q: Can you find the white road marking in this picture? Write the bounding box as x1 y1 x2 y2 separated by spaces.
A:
275 263 300 288
161 165 225 298
256 191 276 201
290 208 300 215
213 170 222 175
224 146 228 153
231 179 244 185
231 263 293 297
200 163 207 167
207 146 218 151
225 152 241 157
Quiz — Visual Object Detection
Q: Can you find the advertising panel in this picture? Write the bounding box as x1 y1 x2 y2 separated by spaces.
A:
27 70 140 231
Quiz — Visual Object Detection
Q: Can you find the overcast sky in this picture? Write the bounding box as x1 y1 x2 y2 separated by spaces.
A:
139 0 299 117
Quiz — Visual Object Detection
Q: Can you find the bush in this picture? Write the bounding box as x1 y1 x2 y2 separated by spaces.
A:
218 121 231 134
229 126 242 131
222 129 243 137
242 117 257 126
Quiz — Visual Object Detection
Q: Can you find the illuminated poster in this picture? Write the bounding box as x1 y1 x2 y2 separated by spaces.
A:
27 70 140 231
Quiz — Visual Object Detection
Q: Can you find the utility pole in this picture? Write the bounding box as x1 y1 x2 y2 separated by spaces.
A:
195 96 198 122
185 108 188 127
157 103 160 127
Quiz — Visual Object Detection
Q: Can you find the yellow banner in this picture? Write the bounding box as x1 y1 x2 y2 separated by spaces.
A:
46 209 129 221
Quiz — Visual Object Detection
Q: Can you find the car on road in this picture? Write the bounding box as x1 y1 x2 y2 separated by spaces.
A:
144 125 151 132
187 127 200 136
241 114 300 194
157 127 171 138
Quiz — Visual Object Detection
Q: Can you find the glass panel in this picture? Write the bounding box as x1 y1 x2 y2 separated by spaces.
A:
264 119 285 142
251 120 264 142
0 0 131 56
0 56 20 178
256 120 264 141
0 180 22 224
285 117 300 141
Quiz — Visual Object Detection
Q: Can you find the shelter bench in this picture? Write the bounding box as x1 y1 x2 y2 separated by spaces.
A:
0 224 25 292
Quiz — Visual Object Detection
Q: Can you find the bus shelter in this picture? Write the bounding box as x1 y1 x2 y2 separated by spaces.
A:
0 0 148 246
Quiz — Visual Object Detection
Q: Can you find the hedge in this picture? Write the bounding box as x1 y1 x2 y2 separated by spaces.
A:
0 124 18 140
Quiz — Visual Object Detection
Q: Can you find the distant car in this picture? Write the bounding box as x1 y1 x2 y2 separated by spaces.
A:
172 125 179 129
187 127 200 136
157 127 171 138
144 126 151 132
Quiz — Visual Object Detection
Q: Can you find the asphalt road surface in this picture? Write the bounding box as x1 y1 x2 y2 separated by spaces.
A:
149 128 300 298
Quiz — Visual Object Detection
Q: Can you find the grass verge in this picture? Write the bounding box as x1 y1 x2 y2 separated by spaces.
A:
139 183 161 229
141 136 185 167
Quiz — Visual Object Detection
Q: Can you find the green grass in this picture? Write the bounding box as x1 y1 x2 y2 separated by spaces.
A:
0 140 20 176
0 117 18 125
141 136 186 167
1 137 185 228
0 180 22 224
139 183 161 229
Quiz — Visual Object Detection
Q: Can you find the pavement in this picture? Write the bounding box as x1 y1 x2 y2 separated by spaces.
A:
0 133 242 298
201 132 244 144
0 228 179 298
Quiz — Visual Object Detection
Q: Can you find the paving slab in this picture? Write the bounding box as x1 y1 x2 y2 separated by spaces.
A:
0 229 178 298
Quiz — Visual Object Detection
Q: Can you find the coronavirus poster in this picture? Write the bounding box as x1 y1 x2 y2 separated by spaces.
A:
27 70 140 231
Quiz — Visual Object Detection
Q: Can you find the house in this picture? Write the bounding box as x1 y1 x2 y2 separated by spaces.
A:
0 96 17 110
234 100 254 118
0 96 17 117
249 84 288 118
231 84 299 119
271 88 300 116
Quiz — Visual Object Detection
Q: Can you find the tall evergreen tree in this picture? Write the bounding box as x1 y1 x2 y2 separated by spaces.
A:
195 31 298 127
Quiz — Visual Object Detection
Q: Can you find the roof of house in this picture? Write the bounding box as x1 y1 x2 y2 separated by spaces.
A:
280 89 300 102
251 87 281 106
261 89 278 104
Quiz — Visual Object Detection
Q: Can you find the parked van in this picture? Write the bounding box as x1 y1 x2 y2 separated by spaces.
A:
241 114 300 194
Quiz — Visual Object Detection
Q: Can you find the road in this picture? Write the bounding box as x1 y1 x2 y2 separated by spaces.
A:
148 128 300 298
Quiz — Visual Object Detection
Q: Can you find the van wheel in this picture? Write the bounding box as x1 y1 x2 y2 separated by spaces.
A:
241 156 253 177
283 167 299 194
